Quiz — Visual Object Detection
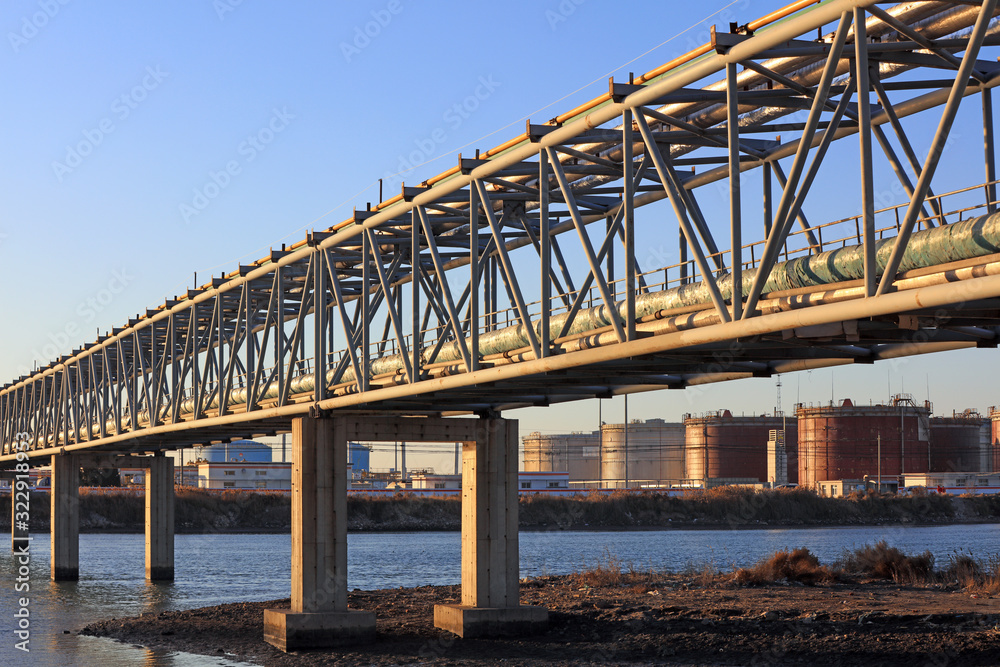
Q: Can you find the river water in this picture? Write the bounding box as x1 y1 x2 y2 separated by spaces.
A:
2 524 998 666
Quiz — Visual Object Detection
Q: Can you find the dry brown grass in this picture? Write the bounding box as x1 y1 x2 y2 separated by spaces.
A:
569 553 666 589
729 547 835 586
942 553 1000 596
837 540 935 584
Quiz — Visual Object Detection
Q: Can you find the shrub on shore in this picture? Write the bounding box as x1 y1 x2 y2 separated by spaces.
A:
569 543 998 594
836 540 935 584
729 547 835 586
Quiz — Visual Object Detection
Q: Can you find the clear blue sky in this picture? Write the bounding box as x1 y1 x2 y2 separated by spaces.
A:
3 1 998 471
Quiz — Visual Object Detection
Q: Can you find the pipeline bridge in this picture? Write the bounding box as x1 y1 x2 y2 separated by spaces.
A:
5 0 1000 649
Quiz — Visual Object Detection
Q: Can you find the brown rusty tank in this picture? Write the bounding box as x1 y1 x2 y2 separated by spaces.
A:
521 431 600 482
600 419 684 488
930 411 986 473
683 411 797 484
797 396 930 488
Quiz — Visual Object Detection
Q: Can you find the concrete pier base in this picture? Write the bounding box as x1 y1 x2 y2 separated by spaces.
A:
50 454 79 581
433 418 548 637
264 416 375 651
145 455 174 581
433 604 549 638
263 609 376 651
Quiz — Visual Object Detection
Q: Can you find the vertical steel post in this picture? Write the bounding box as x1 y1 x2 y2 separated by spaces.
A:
727 63 743 319
985 88 997 213
605 215 615 288
314 250 326 401
679 228 688 285
275 265 285 404
623 109 636 341
411 208 420 381
763 161 773 239
469 188 480 371
539 148 552 354
360 235 370 392
245 284 254 409
854 9 876 297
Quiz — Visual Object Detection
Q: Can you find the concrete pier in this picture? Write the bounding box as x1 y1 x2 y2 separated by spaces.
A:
145 455 175 581
434 417 548 638
50 454 79 581
264 416 375 651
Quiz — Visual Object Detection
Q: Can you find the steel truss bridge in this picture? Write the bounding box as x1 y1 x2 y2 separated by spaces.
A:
5 0 1000 463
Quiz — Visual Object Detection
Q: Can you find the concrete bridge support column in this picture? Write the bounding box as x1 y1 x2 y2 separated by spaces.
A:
50 454 79 581
434 417 548 637
145 455 174 581
264 416 375 651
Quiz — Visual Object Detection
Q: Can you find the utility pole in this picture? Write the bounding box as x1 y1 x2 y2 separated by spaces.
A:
877 432 882 494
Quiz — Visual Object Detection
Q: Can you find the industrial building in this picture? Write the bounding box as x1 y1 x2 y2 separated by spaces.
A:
903 472 1000 495
683 411 796 486
600 419 684 488
196 462 292 490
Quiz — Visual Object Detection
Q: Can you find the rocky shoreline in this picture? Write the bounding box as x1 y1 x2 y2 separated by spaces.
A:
81 571 1000 666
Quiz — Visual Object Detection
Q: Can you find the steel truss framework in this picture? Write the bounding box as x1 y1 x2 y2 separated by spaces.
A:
4 0 1000 463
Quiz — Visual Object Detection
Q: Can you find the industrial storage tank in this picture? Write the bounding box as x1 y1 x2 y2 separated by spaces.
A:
522 431 600 482
981 422 993 474
929 411 985 473
600 418 684 488
991 407 1000 472
191 440 272 463
797 396 930 488
683 411 796 485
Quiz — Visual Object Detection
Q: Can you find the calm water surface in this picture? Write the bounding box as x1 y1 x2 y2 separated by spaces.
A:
2 524 998 666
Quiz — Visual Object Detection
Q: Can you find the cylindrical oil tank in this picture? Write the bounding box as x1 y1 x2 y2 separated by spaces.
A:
521 431 600 481
192 440 272 462
797 397 930 488
683 411 797 484
930 411 985 473
600 419 685 487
